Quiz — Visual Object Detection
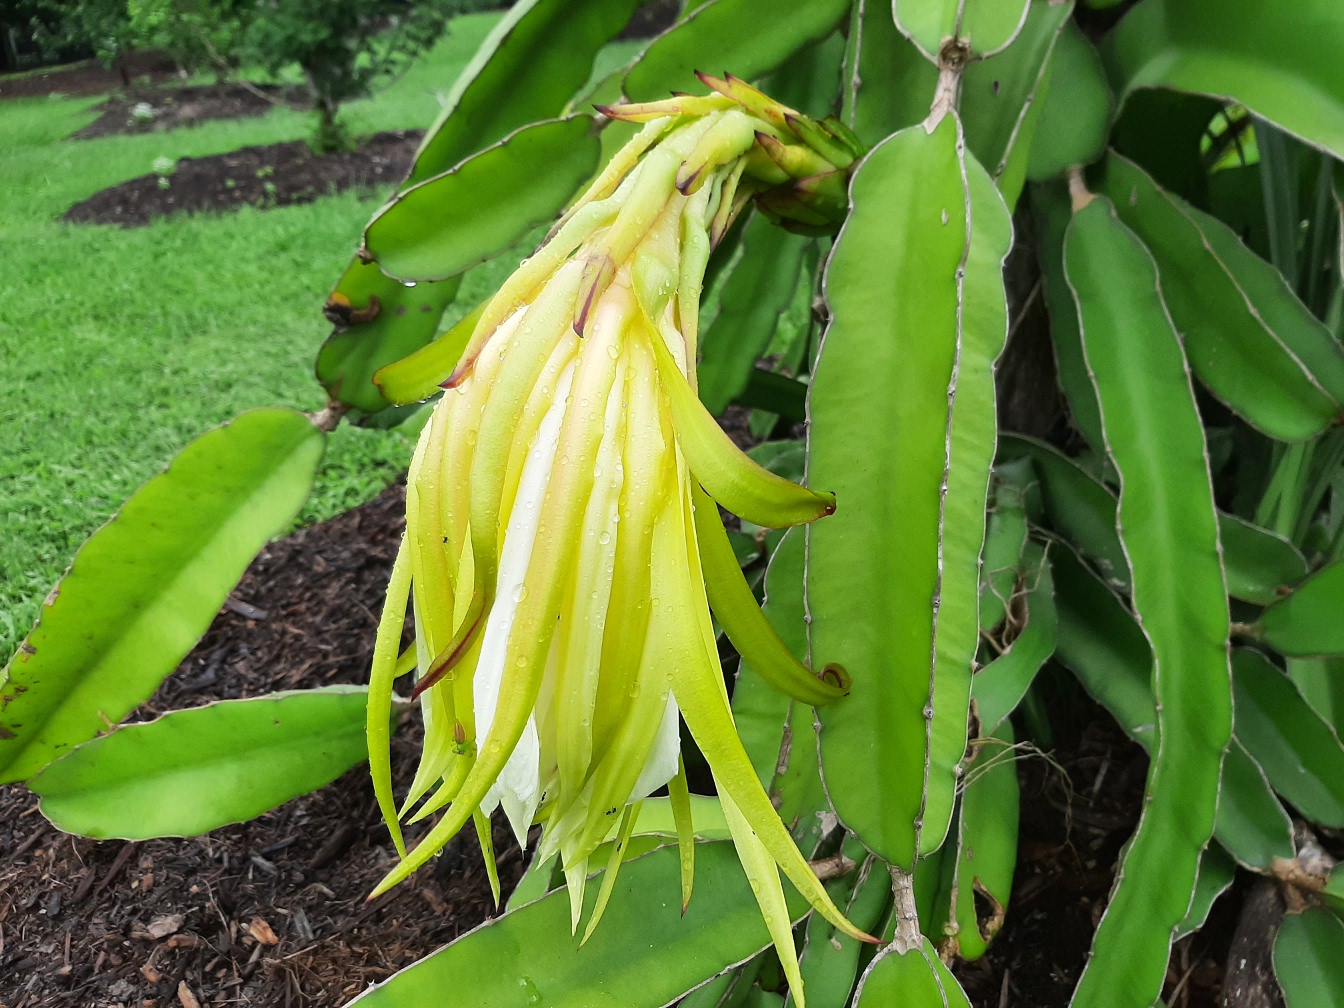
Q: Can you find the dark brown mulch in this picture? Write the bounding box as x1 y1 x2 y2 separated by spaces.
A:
0 481 1240 1008
63 130 423 228
71 84 308 140
0 484 527 1008
951 686 1237 1008
0 52 179 100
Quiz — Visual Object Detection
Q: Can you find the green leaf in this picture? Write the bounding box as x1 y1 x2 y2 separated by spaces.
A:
947 721 1020 960
924 150 1015 856
363 117 600 284
316 267 462 414
1173 844 1235 941
0 410 324 784
972 544 1056 733
1052 547 1293 870
319 0 639 413
1096 152 1344 441
346 843 805 1008
1064 194 1231 1008
759 29 848 121
1262 560 1344 657
1001 433 1308 605
1024 20 1113 182
997 434 1129 589
978 469 1030 634
1273 908 1344 1008
624 0 851 102
959 0 1074 207
407 0 641 186
1218 514 1308 606
854 937 972 1007
1233 648 1344 828
1324 865 1344 917
809 115 971 869
1030 180 1107 450
1287 656 1344 734
893 0 1032 62
1218 738 1295 871
1104 0 1344 161
734 369 808 424
679 971 739 1008
698 215 812 416
841 0 937 145
29 687 367 839
1051 544 1157 742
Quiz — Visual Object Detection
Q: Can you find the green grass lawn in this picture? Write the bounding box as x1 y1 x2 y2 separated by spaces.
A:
0 13 522 661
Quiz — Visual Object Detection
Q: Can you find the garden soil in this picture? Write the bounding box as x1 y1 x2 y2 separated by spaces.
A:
63 131 424 228
1 481 1236 1008
71 84 309 140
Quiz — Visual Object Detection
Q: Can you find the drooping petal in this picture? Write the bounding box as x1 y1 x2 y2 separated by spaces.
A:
630 692 681 804
646 324 836 527
692 483 849 705
367 538 411 858
670 476 874 944
580 801 642 945
667 755 696 912
373 298 487 406
473 808 501 908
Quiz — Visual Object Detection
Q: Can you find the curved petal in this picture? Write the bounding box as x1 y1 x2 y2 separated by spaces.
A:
373 298 487 406
720 787 807 1008
673 482 874 944
693 484 849 705
647 324 836 527
367 539 411 858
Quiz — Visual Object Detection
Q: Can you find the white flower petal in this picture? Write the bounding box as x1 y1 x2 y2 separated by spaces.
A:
629 691 681 804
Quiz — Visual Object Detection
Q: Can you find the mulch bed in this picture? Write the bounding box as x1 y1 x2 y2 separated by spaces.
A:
0 484 527 1008
951 688 1236 1008
71 84 308 140
0 53 179 101
63 130 423 228
0 476 1242 1008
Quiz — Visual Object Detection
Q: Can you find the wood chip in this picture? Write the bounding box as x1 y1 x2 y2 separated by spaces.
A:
177 980 201 1008
247 915 279 945
146 913 184 939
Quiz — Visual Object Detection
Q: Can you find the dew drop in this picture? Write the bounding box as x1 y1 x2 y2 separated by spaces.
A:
598 531 612 545
513 585 529 603
403 281 417 288
607 344 620 360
